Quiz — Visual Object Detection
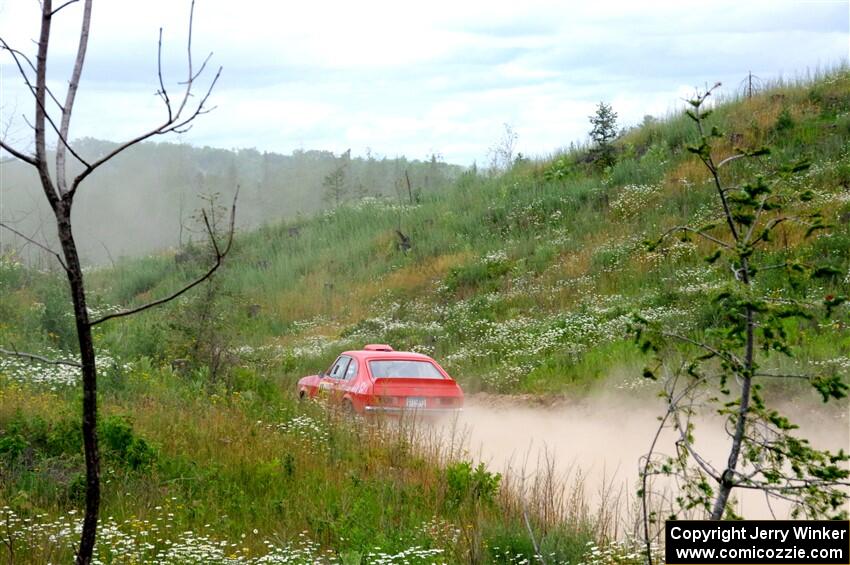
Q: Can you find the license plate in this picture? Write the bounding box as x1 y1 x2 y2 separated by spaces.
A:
406 397 426 409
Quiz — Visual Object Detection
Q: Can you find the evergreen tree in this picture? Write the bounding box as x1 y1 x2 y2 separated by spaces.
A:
589 102 618 169
322 149 350 208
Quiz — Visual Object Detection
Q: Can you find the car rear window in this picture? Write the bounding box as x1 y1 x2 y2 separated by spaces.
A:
368 360 444 379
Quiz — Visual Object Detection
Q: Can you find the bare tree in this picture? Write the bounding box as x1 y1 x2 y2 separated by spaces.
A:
0 2 230 563
488 123 518 174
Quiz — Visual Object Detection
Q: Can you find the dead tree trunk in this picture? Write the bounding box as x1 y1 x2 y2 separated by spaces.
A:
0 2 226 563
56 211 101 560
404 170 413 204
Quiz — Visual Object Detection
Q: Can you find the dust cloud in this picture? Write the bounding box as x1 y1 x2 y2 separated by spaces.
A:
433 390 850 520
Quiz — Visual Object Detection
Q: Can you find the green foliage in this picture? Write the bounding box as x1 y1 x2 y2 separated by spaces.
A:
38 279 77 349
0 411 85 512
3 142 463 265
2 67 850 562
606 143 670 187
445 461 501 509
322 152 349 208
0 432 28 460
543 155 573 181
113 256 176 303
0 252 25 291
589 101 618 169
43 68 848 402
0 414 81 459
444 255 512 295
635 83 850 536
100 415 157 470
773 107 795 134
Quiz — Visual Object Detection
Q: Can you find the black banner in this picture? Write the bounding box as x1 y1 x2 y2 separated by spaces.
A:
665 521 850 564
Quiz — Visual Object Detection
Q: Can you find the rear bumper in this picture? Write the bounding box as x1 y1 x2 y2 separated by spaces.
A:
364 406 463 414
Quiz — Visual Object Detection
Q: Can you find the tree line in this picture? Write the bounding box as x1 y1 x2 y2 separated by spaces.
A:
1 138 461 265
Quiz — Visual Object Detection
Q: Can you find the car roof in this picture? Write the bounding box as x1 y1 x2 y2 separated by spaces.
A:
342 349 435 361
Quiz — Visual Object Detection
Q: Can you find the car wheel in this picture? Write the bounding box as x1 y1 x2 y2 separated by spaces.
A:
298 389 306 401
342 399 355 415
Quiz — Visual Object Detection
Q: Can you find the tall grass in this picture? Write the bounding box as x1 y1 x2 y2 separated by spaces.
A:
1 66 849 562
70 62 849 396
0 363 628 563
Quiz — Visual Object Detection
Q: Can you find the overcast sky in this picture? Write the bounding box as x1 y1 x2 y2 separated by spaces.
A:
1 0 848 166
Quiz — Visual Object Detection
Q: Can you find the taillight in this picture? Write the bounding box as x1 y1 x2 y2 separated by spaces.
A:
439 397 459 407
375 396 397 406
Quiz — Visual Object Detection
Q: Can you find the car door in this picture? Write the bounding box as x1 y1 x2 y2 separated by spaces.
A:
336 357 367 411
322 355 350 400
339 356 360 395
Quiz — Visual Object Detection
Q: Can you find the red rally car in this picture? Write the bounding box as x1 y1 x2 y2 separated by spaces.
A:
297 344 464 414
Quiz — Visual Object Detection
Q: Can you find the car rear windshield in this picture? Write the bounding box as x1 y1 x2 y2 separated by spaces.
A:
368 360 444 379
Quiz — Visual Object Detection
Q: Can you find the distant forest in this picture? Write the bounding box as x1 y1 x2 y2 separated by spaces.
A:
0 139 464 265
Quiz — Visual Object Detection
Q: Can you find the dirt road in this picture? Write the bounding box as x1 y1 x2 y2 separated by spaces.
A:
434 391 849 520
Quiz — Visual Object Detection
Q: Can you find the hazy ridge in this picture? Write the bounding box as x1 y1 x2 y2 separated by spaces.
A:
0 138 462 265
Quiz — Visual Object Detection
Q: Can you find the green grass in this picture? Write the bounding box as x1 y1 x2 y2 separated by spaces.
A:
1 65 849 562
7 68 849 395
0 364 606 563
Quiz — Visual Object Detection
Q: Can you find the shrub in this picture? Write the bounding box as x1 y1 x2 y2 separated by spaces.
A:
0 432 28 460
100 415 157 470
445 461 501 509
773 107 795 134
544 156 573 181
38 280 76 349
444 254 511 295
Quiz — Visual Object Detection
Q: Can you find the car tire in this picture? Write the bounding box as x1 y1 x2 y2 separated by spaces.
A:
298 390 306 401
342 399 355 416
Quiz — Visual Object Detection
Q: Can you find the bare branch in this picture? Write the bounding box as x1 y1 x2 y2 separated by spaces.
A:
716 153 747 169
753 372 810 380
89 189 238 326
200 209 221 256
759 262 792 272
745 192 782 244
658 225 733 250
0 139 38 166
34 6 59 209
764 491 778 520
669 386 723 483
50 0 80 16
96 238 116 269
0 221 68 270
0 41 65 111
175 0 197 118
186 51 214 84
56 0 93 195
691 94 741 243
661 331 743 368
676 437 722 482
0 346 81 368
641 380 678 565
0 37 90 172
67 61 221 198
731 479 850 492
22 113 35 132
156 28 172 121
522 507 546 565
36 0 222 201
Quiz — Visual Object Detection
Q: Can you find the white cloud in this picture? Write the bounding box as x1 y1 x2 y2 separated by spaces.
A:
1 0 847 165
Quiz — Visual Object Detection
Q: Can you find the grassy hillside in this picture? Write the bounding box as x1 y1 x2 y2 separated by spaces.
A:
1 68 849 562
87 66 850 395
